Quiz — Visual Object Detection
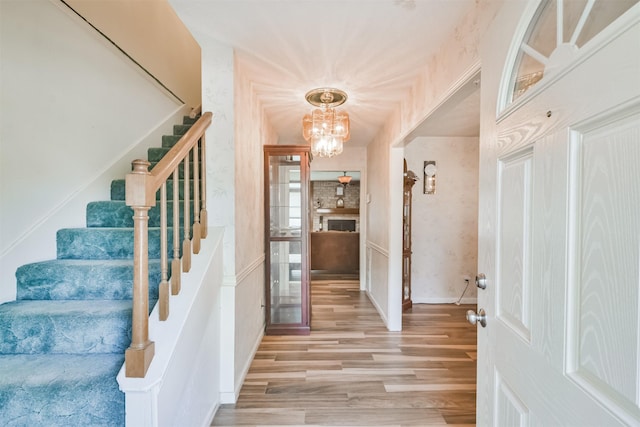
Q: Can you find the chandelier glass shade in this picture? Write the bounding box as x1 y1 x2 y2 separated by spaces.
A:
338 171 352 186
302 88 350 158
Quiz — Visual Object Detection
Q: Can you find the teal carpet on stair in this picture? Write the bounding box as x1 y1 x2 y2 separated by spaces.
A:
0 354 125 426
0 115 196 426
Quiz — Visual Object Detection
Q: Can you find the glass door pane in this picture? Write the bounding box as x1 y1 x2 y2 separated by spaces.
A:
270 239 302 324
269 155 302 237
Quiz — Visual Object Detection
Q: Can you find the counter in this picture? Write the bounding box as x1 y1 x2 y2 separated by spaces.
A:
310 231 359 273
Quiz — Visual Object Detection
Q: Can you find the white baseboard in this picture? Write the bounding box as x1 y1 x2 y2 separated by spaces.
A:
234 328 264 401
365 290 389 327
219 328 264 404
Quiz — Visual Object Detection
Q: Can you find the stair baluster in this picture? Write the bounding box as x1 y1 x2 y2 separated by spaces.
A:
182 156 192 272
159 182 169 321
171 169 181 295
200 134 209 238
124 111 212 377
192 136 202 254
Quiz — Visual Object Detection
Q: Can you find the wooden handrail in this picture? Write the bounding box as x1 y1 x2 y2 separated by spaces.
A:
150 113 211 200
124 111 212 378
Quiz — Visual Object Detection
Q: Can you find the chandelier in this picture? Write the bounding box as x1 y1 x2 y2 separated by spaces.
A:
302 88 350 158
338 171 352 186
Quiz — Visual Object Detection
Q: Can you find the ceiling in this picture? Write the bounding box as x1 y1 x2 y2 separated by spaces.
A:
171 0 481 147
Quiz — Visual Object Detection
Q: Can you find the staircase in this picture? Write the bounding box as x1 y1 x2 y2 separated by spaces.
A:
0 116 197 426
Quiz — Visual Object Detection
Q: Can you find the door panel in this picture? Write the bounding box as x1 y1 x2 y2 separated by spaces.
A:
496 373 529 426
478 5 640 426
498 148 533 342
530 131 569 365
567 112 640 417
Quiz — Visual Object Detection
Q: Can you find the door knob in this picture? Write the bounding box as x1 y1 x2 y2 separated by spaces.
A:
467 308 487 327
475 273 487 290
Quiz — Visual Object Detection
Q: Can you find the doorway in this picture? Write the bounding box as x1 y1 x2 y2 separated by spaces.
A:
309 171 361 282
402 70 481 311
399 69 482 420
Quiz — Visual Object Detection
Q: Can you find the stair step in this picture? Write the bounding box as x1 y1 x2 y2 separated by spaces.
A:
162 134 205 149
150 161 196 179
162 134 182 147
148 147 170 162
16 259 163 301
148 147 196 163
57 227 182 260
173 124 192 135
110 178 195 201
0 353 124 426
87 200 193 228
0 300 132 354
183 115 198 125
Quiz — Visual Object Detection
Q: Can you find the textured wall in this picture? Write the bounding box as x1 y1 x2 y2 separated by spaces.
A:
234 56 277 275
405 137 479 303
200 37 236 277
311 181 360 232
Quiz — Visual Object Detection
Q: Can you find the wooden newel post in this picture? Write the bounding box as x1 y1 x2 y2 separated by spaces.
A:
125 159 156 378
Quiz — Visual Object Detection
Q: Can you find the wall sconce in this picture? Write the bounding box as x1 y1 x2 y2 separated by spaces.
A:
423 161 437 194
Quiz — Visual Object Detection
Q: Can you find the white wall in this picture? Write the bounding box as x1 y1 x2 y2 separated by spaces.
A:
66 0 202 107
198 36 239 403
310 146 367 172
0 0 182 303
405 137 479 304
198 34 275 403
365 132 393 325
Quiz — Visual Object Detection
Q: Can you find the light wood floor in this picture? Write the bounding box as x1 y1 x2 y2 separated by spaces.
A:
212 280 477 426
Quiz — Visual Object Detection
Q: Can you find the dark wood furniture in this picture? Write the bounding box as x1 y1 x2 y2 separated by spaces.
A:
310 231 359 274
264 145 311 335
403 159 416 311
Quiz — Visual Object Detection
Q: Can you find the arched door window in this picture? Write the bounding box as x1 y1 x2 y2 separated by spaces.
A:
505 0 637 106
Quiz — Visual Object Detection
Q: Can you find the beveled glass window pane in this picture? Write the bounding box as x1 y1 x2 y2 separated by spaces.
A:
576 0 637 47
563 0 589 43
525 0 557 58
512 52 545 101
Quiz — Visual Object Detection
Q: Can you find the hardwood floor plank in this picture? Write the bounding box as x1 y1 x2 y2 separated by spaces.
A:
266 380 387 395
345 391 476 409
211 281 477 426
384 384 477 392
213 408 305 426
303 408 446 426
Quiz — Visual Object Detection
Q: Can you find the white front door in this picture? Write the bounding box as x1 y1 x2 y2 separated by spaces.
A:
476 1 640 425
